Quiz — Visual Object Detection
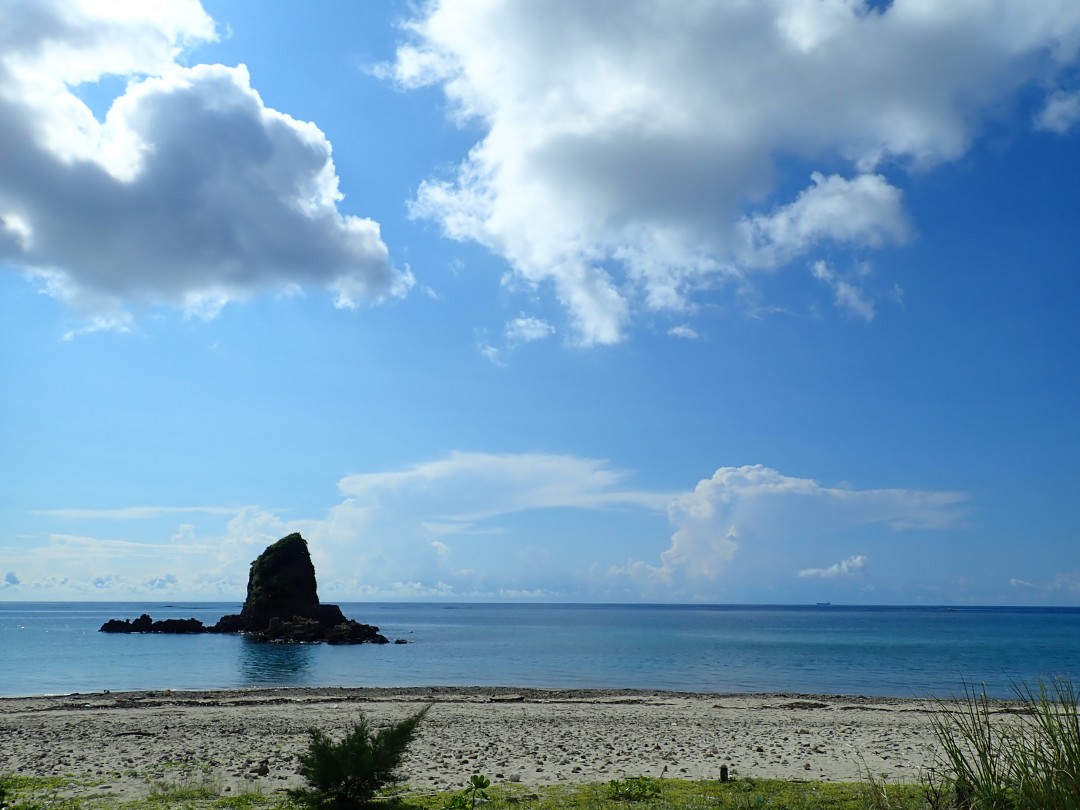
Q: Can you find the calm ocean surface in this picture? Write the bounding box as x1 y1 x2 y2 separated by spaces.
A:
1 602 1078 700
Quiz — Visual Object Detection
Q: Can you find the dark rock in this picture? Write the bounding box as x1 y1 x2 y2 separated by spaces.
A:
131 614 153 632
100 533 391 644
153 618 207 634
313 603 347 627
215 533 320 633
324 620 389 645
211 533 389 644
99 614 207 634
211 613 246 634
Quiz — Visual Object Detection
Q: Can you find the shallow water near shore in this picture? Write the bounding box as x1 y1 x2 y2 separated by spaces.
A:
2 602 1078 698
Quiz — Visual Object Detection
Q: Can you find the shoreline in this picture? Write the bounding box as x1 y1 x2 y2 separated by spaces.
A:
0 685 957 803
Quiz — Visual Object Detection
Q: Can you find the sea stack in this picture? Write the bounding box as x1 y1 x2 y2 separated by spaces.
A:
100 533 390 644
212 532 388 644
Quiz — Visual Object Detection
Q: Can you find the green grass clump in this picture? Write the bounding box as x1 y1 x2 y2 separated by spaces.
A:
0 774 85 810
927 677 1080 809
605 776 663 802
147 774 224 803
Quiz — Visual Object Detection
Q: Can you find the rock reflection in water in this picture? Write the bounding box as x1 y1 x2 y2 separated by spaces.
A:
239 636 313 686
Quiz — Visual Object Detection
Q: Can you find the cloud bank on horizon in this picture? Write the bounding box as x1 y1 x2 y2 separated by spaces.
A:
6 455 966 601
1 0 1078 341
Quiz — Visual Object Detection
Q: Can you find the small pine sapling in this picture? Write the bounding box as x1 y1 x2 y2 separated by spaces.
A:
288 704 431 810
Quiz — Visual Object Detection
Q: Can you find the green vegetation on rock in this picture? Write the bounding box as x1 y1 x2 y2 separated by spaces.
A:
238 533 321 631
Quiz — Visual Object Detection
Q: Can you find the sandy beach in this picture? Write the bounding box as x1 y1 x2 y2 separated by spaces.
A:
0 686 946 803
0 686 951 803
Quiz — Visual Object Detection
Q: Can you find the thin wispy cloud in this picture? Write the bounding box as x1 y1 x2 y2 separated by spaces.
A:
799 554 869 579
36 506 247 520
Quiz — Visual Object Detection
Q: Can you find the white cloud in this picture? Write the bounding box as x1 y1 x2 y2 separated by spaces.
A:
5 456 965 600
476 315 556 364
474 328 505 365
334 451 669 524
1036 90 1080 133
627 465 964 586
811 260 877 321
0 0 411 327
1010 571 1080 593
144 573 178 590
799 554 869 578
36 505 243 520
505 314 555 343
741 173 907 269
668 325 699 340
393 0 1080 343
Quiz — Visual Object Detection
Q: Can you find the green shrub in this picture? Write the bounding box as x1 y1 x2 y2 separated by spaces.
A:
605 776 663 802
443 774 491 810
287 704 431 810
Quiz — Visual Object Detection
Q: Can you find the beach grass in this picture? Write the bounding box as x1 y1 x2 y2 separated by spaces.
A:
926 677 1080 808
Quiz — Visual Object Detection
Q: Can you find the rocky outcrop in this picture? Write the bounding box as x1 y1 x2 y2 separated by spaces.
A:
209 533 388 644
221 533 321 632
99 533 391 644
100 614 207 634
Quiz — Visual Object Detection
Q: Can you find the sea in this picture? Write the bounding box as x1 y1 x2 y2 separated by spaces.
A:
1 602 1078 700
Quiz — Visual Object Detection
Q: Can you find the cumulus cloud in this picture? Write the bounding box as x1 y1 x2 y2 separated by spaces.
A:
799 554 868 578
6 456 966 600
2 572 18 587
626 465 964 586
392 0 1080 343
0 0 410 328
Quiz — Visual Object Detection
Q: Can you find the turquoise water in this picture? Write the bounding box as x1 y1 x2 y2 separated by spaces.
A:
1 602 1078 699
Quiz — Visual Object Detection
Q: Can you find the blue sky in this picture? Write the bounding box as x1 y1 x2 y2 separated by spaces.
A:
1 0 1078 604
